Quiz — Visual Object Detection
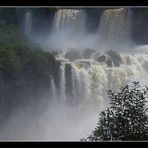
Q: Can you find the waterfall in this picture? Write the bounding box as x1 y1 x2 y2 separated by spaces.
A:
54 47 148 108
24 11 32 37
52 9 86 35
50 79 57 101
98 8 132 48
60 63 66 102
49 8 147 108
71 62 92 105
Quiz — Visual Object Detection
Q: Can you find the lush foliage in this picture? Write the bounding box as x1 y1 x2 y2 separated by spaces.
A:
82 82 148 141
0 22 60 120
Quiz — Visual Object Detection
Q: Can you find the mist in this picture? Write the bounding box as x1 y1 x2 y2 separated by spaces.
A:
43 30 99 51
0 99 103 141
1 7 148 141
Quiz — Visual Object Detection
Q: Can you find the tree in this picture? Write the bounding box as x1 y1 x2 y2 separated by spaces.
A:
0 21 61 120
82 82 148 141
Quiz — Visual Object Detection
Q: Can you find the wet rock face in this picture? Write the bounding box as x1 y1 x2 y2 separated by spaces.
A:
94 52 100 60
82 48 96 59
95 53 113 67
51 51 59 58
95 50 121 67
106 57 113 67
65 63 73 102
64 48 96 60
65 49 82 60
95 54 112 67
106 50 122 67
96 55 107 62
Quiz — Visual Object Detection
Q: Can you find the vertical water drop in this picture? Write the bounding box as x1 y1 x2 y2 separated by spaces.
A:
98 8 132 48
50 78 57 101
24 11 32 37
60 63 66 102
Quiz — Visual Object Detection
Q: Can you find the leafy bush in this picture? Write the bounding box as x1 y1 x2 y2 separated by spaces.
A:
82 82 148 141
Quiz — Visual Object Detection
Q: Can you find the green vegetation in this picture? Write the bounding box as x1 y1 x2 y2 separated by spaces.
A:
82 82 148 141
0 21 60 120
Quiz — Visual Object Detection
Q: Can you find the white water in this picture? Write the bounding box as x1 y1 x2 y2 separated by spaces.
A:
52 9 86 34
98 8 132 49
1 8 148 141
59 63 66 102
51 48 148 108
51 79 57 101
44 45 148 140
45 8 148 140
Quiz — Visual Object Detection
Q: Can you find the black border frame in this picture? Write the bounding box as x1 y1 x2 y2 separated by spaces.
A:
0 0 148 6
0 0 148 145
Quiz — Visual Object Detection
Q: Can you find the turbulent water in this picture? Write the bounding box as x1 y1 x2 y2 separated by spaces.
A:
50 47 148 110
49 8 139 109
46 8 148 139
2 8 148 141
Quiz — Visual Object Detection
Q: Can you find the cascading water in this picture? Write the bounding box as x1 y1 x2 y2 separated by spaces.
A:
52 9 86 34
24 11 32 37
2 8 148 141
60 63 66 102
50 79 57 101
98 8 132 48
49 8 148 109
53 50 148 109
40 8 148 140
44 9 87 50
